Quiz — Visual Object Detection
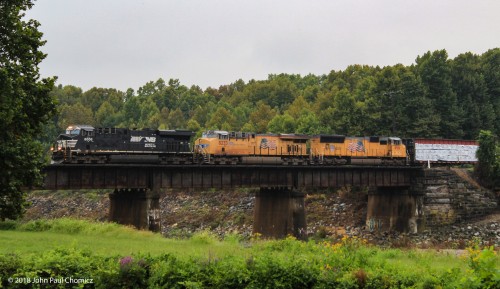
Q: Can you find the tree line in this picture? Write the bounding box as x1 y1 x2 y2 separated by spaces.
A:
44 49 499 144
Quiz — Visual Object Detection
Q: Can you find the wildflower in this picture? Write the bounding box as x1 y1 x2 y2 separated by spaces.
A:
119 256 133 271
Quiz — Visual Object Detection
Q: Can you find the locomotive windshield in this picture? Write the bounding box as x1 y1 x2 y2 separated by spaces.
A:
202 130 228 139
202 132 217 138
64 125 94 136
65 127 80 135
389 137 402 145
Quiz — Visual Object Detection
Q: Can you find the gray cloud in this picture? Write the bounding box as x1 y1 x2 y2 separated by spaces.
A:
28 0 500 91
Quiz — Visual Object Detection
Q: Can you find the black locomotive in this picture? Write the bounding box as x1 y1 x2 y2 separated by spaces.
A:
52 125 194 164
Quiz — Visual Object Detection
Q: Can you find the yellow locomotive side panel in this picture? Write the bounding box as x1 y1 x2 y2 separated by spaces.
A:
219 138 257 155
255 135 309 156
310 136 407 159
388 138 406 158
344 137 367 157
195 131 257 156
196 132 310 158
310 138 335 157
363 140 389 157
254 135 279 156
310 135 355 157
361 137 407 158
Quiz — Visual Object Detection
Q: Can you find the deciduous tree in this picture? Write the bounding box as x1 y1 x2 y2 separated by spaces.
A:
476 130 499 188
0 0 56 219
58 103 94 130
416 50 464 138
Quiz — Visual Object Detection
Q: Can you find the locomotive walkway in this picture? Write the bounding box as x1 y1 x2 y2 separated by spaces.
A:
42 164 424 239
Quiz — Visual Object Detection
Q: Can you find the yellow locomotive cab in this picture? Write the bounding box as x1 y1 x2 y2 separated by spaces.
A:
195 130 256 156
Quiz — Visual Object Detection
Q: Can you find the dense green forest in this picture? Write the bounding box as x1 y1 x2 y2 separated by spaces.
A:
43 49 499 144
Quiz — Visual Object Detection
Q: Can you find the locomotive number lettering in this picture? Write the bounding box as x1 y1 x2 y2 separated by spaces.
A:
219 141 228 145
84 137 94 142
145 143 156 148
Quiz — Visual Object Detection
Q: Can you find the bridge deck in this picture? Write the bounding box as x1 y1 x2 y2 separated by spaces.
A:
43 164 422 190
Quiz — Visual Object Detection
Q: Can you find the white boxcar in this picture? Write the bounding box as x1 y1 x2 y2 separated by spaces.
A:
414 139 478 163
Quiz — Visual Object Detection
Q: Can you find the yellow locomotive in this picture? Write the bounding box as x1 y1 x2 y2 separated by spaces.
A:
194 130 309 164
194 130 407 165
309 135 406 165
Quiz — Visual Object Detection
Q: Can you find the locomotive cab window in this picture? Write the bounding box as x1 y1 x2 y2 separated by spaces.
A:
65 126 80 135
202 131 219 138
214 131 229 140
389 137 402 145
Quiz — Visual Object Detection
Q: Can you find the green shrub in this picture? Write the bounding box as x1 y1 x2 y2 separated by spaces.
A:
8 248 100 289
18 219 53 232
0 254 23 288
0 220 18 230
190 230 218 245
201 256 250 289
247 254 319 289
148 254 202 289
460 245 500 288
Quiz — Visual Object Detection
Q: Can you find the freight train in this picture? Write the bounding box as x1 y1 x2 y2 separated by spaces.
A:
52 125 407 165
52 125 478 166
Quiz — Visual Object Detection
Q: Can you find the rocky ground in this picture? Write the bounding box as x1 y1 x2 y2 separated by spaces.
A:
23 190 110 222
24 184 499 248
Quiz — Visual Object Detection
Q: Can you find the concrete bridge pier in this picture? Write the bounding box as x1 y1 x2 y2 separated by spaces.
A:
366 187 423 233
109 189 161 232
253 187 307 240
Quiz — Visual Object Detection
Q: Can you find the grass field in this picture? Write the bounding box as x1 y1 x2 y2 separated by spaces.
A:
0 219 243 259
1 218 498 288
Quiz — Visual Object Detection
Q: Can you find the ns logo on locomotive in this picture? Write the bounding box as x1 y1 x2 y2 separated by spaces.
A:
52 125 414 166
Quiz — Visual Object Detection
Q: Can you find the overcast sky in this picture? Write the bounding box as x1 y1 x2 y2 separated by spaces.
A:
27 0 500 92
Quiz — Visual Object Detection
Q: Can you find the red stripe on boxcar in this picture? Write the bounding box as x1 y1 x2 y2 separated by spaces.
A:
414 139 478 146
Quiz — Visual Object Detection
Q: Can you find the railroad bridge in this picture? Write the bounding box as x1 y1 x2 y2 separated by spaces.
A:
43 164 424 239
